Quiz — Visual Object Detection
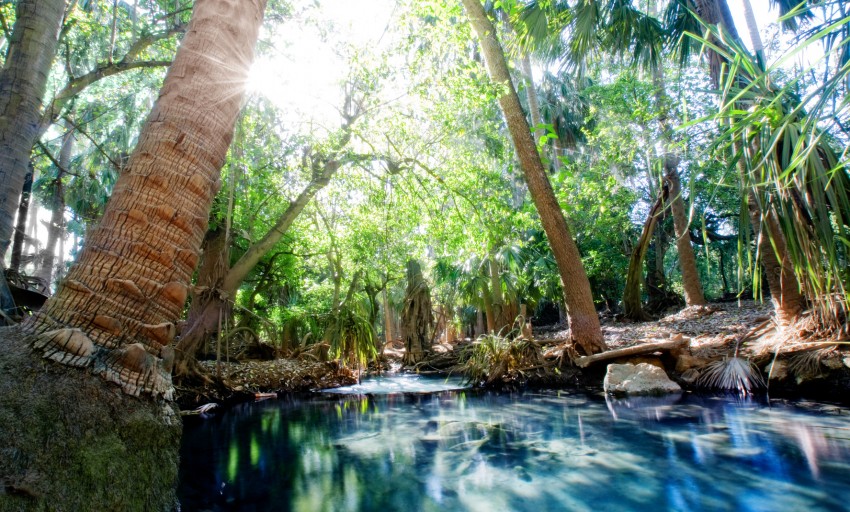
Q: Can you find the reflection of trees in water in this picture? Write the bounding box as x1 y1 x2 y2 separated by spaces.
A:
179 391 850 511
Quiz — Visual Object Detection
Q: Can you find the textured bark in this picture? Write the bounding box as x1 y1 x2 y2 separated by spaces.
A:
694 0 740 88
0 0 65 260
623 187 669 321
665 157 707 306
25 0 268 398
402 260 433 365
461 0 605 354
748 196 805 326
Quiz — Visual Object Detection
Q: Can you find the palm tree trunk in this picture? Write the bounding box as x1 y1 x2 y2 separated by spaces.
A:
6 1 267 509
741 0 766 66
488 249 510 333
36 124 74 287
25 0 268 398
383 287 394 344
652 59 707 307
700 0 805 324
519 54 543 145
461 0 605 354
748 195 804 325
665 157 707 306
0 0 65 261
9 166 33 273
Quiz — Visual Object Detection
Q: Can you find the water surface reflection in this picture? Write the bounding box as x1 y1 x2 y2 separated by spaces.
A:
179 380 850 511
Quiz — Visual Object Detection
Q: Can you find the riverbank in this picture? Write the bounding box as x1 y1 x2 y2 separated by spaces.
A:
176 300 850 409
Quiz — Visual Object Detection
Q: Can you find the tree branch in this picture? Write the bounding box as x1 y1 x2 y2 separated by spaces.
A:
40 22 187 130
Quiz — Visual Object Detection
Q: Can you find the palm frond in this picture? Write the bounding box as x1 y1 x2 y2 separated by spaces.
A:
698 357 765 394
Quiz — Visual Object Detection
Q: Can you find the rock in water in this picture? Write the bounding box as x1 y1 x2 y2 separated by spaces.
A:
604 362 681 396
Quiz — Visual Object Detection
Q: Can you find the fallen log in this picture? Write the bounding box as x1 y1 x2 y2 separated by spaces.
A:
575 335 689 368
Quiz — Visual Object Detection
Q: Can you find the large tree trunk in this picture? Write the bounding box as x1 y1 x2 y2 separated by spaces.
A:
748 196 804 325
6 1 267 509
26 0 266 394
0 0 65 261
402 260 434 365
0 0 65 319
461 0 605 355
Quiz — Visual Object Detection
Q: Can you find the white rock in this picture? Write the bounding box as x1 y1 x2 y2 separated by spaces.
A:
604 363 682 396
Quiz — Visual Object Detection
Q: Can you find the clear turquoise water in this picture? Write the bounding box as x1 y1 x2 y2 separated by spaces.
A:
178 376 850 511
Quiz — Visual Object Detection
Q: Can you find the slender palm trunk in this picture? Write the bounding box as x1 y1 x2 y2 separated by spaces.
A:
25 0 268 398
520 54 543 145
382 287 394 344
461 0 605 354
0 0 65 260
24 183 40 259
741 0 766 65
652 61 707 307
665 157 707 306
37 125 74 287
9 166 33 273
488 250 510 333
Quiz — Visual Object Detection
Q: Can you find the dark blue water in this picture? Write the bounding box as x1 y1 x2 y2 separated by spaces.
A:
178 376 850 511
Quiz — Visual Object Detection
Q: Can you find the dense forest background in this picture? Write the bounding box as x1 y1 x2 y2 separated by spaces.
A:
1 0 847 366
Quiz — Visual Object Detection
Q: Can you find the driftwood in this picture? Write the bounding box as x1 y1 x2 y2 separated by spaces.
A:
575 335 689 368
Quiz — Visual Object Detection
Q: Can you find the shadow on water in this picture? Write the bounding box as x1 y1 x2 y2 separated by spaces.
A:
178 377 850 511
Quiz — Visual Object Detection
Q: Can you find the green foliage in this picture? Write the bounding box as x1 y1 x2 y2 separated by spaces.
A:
324 300 378 368
460 333 541 386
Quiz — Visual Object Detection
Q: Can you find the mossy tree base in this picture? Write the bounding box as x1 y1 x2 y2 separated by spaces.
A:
0 326 181 512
